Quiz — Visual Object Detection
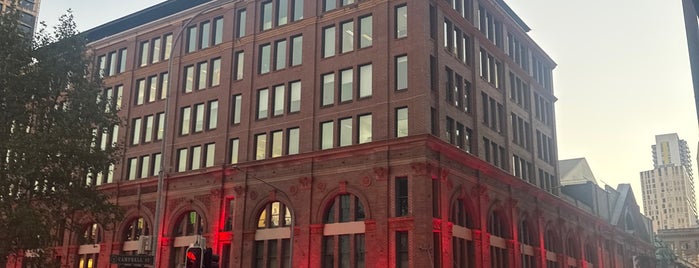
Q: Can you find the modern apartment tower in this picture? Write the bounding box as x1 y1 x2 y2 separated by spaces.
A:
0 0 40 34
6 0 655 267
641 133 699 231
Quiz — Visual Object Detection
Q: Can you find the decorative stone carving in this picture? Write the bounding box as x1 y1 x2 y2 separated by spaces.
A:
299 177 312 190
373 167 388 181
361 176 372 187
410 162 430 176
317 181 327 192
289 185 299 195
233 185 246 196
440 168 449 182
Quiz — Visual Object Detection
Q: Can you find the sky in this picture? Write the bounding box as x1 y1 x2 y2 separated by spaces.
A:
38 0 699 211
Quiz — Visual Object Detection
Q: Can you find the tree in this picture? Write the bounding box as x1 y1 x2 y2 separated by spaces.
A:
0 9 122 267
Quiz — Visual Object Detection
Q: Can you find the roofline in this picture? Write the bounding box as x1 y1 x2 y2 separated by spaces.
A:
80 0 212 43
495 0 531 32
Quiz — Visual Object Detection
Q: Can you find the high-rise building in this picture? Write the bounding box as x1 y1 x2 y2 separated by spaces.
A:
681 0 699 122
6 0 655 267
641 133 698 231
0 0 41 34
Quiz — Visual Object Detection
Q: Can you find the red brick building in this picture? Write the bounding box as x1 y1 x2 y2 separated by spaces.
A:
9 0 654 267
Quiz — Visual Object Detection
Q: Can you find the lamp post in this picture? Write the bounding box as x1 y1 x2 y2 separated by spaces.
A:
151 1 234 266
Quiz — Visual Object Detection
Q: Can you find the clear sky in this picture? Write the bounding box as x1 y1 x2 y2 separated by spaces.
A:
38 0 699 211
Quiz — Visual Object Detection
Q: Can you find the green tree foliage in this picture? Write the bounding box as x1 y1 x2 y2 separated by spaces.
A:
0 10 122 266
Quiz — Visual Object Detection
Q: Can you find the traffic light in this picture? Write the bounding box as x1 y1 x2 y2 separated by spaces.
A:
203 247 220 268
185 246 203 268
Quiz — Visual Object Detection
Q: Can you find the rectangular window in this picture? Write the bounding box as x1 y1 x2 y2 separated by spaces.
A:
205 143 215 167
275 39 287 71
230 138 240 164
184 65 194 93
194 103 205 133
197 61 208 90
177 148 188 172
140 155 150 179
322 73 335 106
159 72 169 99
396 55 408 90
271 130 283 158
359 16 373 48
234 51 244 80
200 21 211 49
341 21 354 53
131 118 142 145
396 232 409 268
257 88 269 119
115 85 123 110
232 94 242 124
156 112 164 140
148 75 158 103
396 107 408 137
289 81 301 113
359 114 372 144
163 34 173 60
135 79 145 105
395 5 407 38
324 0 336 12
128 158 138 180
261 1 273 31
321 121 334 150
152 153 161 176
236 9 247 37
186 26 197 53
143 115 154 143
139 41 149 67
396 177 408 216
273 85 285 116
213 17 224 45
97 55 106 77
359 64 372 98
211 58 221 87
151 37 161 64
340 117 352 147
323 26 336 58
288 127 300 155
340 69 353 102
181 107 191 135
293 0 303 21
208 100 218 130
277 0 289 26
118 49 127 73
290 35 303 66
255 133 267 160
108 52 117 76
260 44 271 74
191 145 202 170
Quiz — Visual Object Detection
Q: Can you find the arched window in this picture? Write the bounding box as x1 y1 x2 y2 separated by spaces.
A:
450 198 475 268
171 210 206 268
518 216 537 268
175 210 205 236
123 217 150 241
322 194 367 268
77 223 101 268
584 240 597 267
254 201 292 268
488 209 509 268
122 217 150 254
544 225 560 267
566 235 579 259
